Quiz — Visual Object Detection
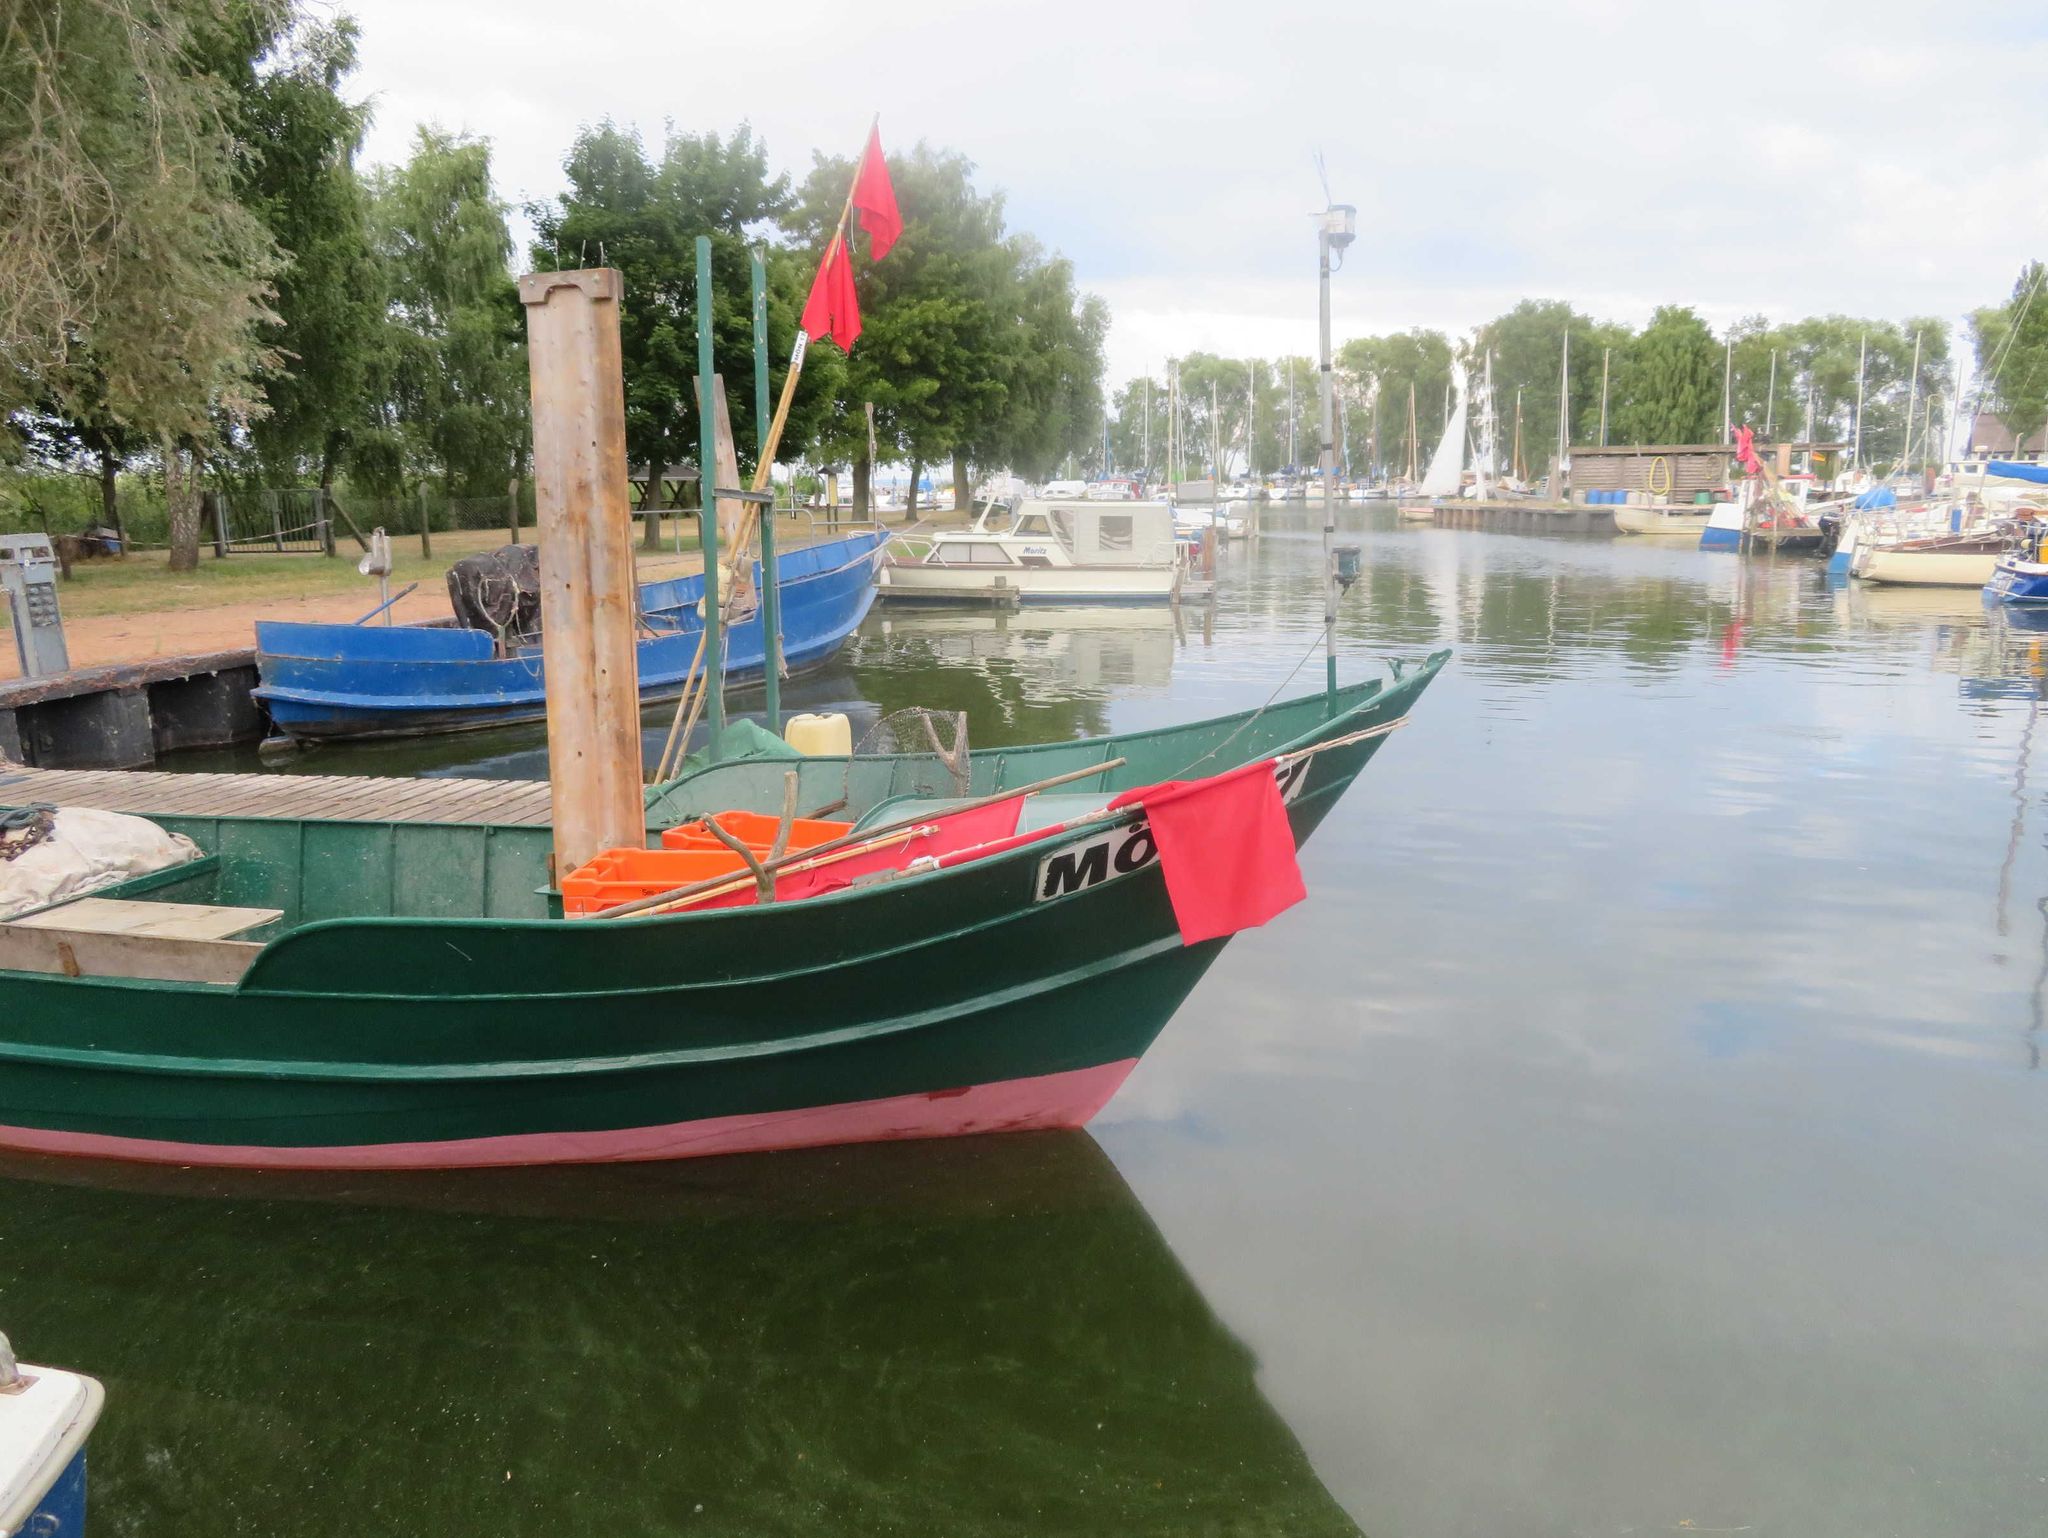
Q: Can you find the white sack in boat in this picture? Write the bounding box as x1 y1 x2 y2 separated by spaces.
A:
0 808 200 920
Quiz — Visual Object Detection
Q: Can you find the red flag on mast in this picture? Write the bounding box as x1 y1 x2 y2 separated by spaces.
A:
852 125 902 259
800 233 861 352
799 124 901 354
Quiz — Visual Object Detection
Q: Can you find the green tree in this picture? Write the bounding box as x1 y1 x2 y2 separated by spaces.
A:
975 247 1104 486
1610 306 1719 444
229 14 378 490
362 128 527 500
792 143 1100 514
2 0 283 567
530 122 828 545
1971 263 2048 454
1337 331 1452 480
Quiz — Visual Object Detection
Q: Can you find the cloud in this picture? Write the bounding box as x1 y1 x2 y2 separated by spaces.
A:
340 0 2048 386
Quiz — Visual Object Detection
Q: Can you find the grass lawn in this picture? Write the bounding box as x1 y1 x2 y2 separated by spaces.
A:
23 525 711 624
2 508 937 657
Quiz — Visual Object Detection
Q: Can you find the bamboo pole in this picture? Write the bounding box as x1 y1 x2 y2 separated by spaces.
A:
752 249 782 734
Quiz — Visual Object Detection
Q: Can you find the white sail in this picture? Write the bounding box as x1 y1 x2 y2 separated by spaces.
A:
1418 365 1468 497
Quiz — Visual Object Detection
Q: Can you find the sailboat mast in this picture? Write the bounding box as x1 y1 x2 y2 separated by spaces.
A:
1947 354 1966 470
1512 388 1523 482
1764 349 1777 439
1407 383 1418 482
1168 359 1178 497
1599 347 1610 446
1853 333 1867 468
1557 328 1570 474
1211 378 1220 484
1288 358 1296 470
1337 375 1350 479
1903 328 1922 472
1247 359 1257 482
1368 384 1380 484
1143 372 1151 482
1721 334 1733 444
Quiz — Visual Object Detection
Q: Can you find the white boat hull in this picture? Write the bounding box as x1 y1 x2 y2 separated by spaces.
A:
1851 548 2003 587
878 563 1178 604
1613 506 1713 537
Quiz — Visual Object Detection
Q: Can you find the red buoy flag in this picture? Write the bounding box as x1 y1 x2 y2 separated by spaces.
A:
853 125 902 260
800 233 860 352
1108 760 1306 945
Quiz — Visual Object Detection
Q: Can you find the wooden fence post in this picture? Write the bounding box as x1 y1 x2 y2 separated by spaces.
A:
508 476 522 545
518 267 643 875
202 491 229 558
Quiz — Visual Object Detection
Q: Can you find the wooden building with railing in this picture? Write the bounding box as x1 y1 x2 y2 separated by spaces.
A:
1566 442 1847 499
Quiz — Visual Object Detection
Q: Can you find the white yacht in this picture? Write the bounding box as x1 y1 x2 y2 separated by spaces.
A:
878 500 1178 604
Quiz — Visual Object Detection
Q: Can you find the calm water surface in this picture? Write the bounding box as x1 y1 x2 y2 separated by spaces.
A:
6 510 2048 1535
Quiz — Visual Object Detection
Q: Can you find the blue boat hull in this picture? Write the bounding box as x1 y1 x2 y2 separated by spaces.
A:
1985 554 2048 605
255 531 885 741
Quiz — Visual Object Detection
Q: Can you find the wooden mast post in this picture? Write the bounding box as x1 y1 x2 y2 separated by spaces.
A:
517 267 644 877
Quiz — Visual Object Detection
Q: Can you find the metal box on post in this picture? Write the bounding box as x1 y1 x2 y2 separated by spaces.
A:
0 534 70 678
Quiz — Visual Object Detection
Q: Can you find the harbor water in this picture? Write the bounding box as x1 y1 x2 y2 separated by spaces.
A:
5 510 2048 1534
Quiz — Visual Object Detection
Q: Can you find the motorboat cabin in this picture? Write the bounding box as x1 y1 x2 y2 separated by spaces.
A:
878 500 1178 604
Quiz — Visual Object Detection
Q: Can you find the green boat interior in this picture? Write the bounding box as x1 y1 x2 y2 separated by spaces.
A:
0 662 1441 986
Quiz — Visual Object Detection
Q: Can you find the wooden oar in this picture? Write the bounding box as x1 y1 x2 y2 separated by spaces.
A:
598 755 1129 921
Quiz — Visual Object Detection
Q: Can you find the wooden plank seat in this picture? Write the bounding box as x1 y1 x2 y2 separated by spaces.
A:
0 898 283 985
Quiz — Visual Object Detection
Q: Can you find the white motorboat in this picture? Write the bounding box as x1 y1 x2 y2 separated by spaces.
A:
878 500 1179 604
1220 500 1259 540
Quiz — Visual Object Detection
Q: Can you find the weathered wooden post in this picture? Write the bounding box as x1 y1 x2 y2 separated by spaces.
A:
507 476 522 545
518 267 645 877
418 490 432 559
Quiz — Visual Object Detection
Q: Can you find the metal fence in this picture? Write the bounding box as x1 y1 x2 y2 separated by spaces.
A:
206 488 334 555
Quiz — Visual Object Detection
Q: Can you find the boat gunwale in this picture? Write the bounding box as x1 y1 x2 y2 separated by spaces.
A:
252 531 886 672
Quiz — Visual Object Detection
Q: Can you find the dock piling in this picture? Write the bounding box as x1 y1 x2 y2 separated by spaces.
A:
517 266 645 875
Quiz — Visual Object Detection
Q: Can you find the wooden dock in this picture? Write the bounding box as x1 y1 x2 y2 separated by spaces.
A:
0 765 553 826
1430 501 1618 535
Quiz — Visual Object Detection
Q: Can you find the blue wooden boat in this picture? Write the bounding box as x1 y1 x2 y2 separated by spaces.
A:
255 529 887 741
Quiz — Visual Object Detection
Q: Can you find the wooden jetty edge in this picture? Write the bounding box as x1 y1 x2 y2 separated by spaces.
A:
0 764 553 826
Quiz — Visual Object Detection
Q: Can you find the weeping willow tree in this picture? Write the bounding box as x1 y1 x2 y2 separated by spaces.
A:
0 0 282 566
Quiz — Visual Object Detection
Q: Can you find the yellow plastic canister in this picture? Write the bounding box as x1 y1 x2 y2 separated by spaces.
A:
784 712 853 756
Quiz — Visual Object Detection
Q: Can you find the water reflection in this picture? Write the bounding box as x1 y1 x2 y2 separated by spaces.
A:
0 1135 1361 1538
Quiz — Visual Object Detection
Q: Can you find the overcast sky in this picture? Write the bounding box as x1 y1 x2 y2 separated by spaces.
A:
338 0 2045 384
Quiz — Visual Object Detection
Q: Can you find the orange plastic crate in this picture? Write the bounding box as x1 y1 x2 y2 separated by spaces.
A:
560 847 755 916
658 810 852 854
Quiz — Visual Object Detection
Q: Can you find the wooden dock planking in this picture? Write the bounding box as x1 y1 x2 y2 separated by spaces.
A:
0 765 554 826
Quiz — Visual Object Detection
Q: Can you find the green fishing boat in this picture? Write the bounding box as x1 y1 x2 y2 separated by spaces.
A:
0 657 1445 1169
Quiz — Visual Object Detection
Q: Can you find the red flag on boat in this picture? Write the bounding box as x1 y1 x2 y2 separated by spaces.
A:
1109 760 1306 945
800 233 861 352
852 124 902 259
799 124 902 354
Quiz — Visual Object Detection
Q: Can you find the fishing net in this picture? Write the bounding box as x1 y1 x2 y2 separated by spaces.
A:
848 708 972 802
446 544 541 652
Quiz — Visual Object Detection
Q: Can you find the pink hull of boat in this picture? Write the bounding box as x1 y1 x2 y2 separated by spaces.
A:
0 1059 1141 1171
